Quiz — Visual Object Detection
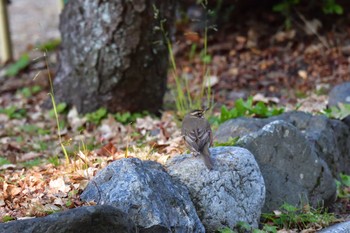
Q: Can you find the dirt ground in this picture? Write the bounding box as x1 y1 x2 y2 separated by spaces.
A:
8 0 60 58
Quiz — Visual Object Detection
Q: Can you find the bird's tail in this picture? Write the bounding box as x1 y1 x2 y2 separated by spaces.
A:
201 145 213 170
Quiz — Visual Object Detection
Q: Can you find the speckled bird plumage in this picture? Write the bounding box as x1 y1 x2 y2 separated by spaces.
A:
181 109 213 169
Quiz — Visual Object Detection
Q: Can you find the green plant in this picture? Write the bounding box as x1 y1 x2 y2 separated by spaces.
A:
21 158 42 168
0 157 11 166
336 173 350 198
321 103 350 120
219 97 284 123
37 39 61 52
0 106 27 119
114 111 148 124
2 215 14 222
213 137 239 147
85 108 108 125
322 0 343 14
20 125 50 135
49 102 67 118
262 203 336 230
48 156 61 167
18 85 42 98
153 3 213 119
272 0 300 29
5 53 30 77
45 53 70 165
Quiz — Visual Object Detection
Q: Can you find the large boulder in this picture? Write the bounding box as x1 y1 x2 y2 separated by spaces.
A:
166 147 265 231
81 158 205 233
0 205 136 233
328 82 350 107
215 111 350 177
217 119 336 212
328 82 350 127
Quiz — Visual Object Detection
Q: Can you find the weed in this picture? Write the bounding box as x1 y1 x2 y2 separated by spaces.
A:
336 173 350 199
321 103 350 120
262 203 336 230
5 53 30 77
20 125 50 135
2 215 14 222
114 111 148 124
153 3 213 119
0 106 27 119
21 158 42 168
273 0 343 29
85 108 107 125
322 0 343 14
45 51 70 165
213 137 239 147
219 97 284 123
37 39 61 52
49 102 67 118
48 156 61 167
18 85 42 98
0 157 11 166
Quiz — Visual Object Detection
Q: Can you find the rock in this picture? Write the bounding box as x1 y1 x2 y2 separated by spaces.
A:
328 82 350 127
318 220 350 233
215 111 350 177
328 82 350 107
166 147 265 231
0 205 136 233
81 158 205 233
237 120 336 212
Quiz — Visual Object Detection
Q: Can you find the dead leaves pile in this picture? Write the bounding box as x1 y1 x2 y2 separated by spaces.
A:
0 88 186 221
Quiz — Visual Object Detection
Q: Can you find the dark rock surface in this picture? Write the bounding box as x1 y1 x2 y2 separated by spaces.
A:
166 147 265 231
81 158 205 233
236 120 336 212
328 82 350 107
0 205 136 233
318 220 350 233
215 111 350 177
328 82 350 127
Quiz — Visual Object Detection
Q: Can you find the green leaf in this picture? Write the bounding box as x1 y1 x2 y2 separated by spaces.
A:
234 98 246 116
2 215 14 222
253 102 268 116
38 39 61 52
214 137 240 147
273 2 287 12
86 108 108 125
281 203 298 212
0 157 11 166
5 54 30 77
333 4 343 14
201 54 212 64
262 225 277 233
217 227 235 233
49 103 67 118
340 173 350 187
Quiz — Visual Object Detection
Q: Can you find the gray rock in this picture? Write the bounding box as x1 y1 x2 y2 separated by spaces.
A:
328 82 350 127
166 147 265 232
237 120 336 212
215 111 350 177
328 82 350 107
318 221 350 233
0 205 136 233
81 158 205 233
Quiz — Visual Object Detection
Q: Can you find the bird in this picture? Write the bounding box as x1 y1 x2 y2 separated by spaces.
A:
181 109 214 170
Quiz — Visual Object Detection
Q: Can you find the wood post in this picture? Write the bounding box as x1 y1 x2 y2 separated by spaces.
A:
0 0 12 63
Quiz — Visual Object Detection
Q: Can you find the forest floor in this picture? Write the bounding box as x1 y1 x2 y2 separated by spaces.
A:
0 1 349 232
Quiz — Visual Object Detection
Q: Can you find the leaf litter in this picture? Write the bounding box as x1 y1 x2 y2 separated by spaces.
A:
0 8 349 232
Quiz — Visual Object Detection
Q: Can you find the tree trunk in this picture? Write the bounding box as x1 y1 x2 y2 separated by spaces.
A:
53 0 174 114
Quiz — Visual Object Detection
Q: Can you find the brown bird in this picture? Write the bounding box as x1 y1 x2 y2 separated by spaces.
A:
181 109 214 169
